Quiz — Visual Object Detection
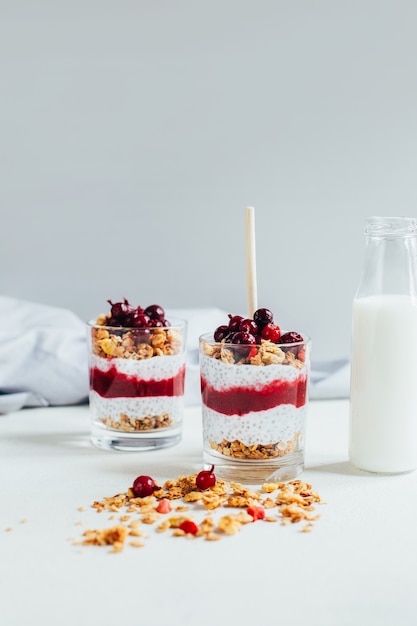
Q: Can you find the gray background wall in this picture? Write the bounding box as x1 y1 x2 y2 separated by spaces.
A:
2 0 417 361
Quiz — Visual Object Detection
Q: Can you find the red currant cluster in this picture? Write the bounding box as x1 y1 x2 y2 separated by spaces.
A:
105 298 170 328
213 308 303 347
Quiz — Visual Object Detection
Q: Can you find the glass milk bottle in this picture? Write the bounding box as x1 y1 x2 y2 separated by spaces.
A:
349 216 417 473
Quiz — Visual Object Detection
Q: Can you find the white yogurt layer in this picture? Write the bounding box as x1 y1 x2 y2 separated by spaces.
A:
89 391 184 424
202 404 306 447
200 354 304 390
90 353 185 380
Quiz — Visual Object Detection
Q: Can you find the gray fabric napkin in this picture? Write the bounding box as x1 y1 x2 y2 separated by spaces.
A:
0 296 89 414
309 359 351 400
0 297 350 414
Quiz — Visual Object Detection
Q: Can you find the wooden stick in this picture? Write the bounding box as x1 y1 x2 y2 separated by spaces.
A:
245 206 258 318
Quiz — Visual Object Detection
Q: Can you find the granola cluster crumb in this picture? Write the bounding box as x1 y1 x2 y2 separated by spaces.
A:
74 473 324 552
92 321 182 360
100 412 172 432
203 339 304 368
80 525 129 553
209 432 299 460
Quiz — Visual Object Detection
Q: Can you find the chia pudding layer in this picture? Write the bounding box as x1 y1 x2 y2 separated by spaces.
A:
89 354 185 430
202 404 307 448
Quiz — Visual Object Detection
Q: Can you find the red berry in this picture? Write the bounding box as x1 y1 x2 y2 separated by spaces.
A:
214 325 230 342
239 318 259 335
107 298 134 324
156 499 172 514
129 311 151 328
228 314 244 332
144 304 165 321
179 520 199 535
280 331 304 344
261 323 281 343
231 331 256 345
230 331 256 359
196 465 216 490
247 505 266 521
132 475 159 498
150 319 164 327
280 332 304 357
253 308 273 330
106 316 123 327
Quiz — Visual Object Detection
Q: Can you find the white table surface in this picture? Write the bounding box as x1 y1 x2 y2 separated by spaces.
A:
2 399 417 626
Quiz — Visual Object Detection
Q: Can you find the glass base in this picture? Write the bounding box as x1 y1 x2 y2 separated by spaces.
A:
91 422 182 451
203 448 304 485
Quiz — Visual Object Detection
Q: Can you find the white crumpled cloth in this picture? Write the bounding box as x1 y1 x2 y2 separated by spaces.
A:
0 296 89 413
309 359 351 400
0 297 350 414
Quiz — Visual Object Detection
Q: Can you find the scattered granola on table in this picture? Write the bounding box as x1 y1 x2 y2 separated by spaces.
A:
73 468 325 553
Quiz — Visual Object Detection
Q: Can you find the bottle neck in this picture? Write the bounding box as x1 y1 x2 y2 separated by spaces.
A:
356 217 417 299
364 216 417 238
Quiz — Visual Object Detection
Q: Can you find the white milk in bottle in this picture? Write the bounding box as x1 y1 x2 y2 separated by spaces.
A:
349 217 417 473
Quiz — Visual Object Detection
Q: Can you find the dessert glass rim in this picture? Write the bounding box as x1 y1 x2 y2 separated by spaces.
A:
87 318 187 331
199 331 311 347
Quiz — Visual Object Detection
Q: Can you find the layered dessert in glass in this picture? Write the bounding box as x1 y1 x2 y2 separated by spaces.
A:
199 308 311 482
87 299 187 451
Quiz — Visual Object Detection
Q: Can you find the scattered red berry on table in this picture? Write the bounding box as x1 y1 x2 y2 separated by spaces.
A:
156 499 172 514
179 520 199 535
247 505 266 521
195 465 216 490
132 475 160 498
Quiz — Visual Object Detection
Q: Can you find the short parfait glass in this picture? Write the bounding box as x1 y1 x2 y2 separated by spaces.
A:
199 332 311 483
87 319 187 451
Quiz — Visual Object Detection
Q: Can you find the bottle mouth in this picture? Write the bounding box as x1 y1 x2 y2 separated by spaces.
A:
365 216 417 237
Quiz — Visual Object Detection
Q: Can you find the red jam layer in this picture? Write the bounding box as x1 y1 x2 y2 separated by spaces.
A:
90 365 185 399
200 375 307 416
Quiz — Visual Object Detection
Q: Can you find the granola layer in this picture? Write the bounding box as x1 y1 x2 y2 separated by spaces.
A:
89 392 184 428
209 431 299 460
